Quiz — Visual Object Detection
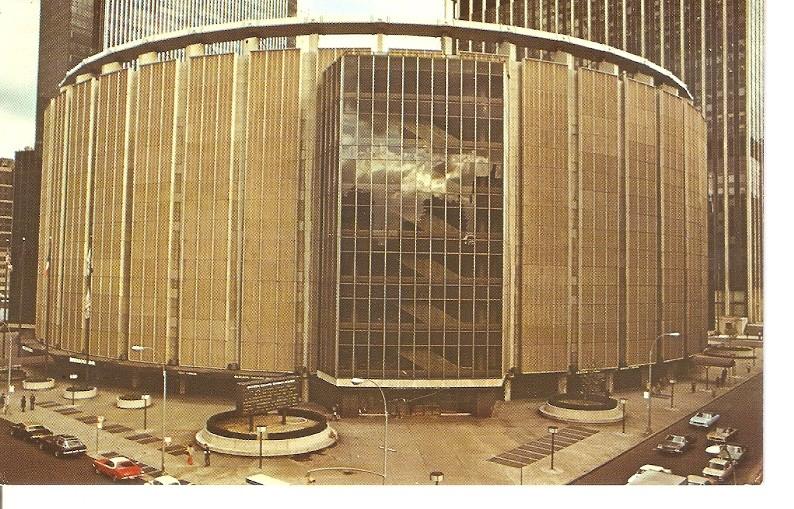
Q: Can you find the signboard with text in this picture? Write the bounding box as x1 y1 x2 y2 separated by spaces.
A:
235 376 300 416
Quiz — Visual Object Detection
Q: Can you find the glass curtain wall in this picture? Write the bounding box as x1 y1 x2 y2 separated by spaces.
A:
321 53 505 380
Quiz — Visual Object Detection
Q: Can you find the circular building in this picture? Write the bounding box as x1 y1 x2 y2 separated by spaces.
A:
35 18 708 414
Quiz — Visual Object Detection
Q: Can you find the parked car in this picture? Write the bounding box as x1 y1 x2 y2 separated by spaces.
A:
92 456 143 482
689 412 721 428
706 443 746 463
146 475 181 486
686 474 714 486
38 434 87 458
702 457 735 483
656 434 695 454
706 427 738 444
626 465 673 484
10 423 53 442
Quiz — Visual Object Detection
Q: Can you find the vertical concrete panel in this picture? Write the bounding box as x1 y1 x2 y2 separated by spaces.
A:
90 69 130 360
624 78 658 366
659 90 686 360
518 59 569 373
129 61 176 365
179 53 235 369
239 49 302 372
61 82 95 354
686 107 709 355
577 68 620 370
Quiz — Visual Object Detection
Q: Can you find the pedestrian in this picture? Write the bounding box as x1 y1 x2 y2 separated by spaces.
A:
186 449 194 466
691 381 696 393
203 444 211 467
20 394 26 412
720 368 728 386
331 404 340 421
30 393 35 411
0 393 6 414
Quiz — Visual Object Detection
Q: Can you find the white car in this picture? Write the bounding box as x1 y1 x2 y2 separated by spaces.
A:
686 474 714 486
146 475 181 485
706 443 745 463
627 464 673 484
689 411 721 428
702 457 735 483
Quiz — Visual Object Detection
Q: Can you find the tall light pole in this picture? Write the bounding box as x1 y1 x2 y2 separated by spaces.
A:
619 398 627 434
142 394 150 430
669 379 676 408
17 237 25 355
351 377 388 485
96 416 105 454
646 332 680 434
69 374 78 406
132 345 166 473
643 391 651 434
548 425 558 471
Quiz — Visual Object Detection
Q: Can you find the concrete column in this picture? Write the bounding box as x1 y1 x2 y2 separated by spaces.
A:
131 370 140 390
605 371 615 394
185 43 205 58
100 62 122 75
75 73 94 84
503 377 512 402
138 52 158 65
375 33 386 53
243 37 260 54
178 375 187 395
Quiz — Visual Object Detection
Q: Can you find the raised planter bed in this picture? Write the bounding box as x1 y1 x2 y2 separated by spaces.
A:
539 393 623 424
61 386 98 401
116 393 153 409
22 377 56 390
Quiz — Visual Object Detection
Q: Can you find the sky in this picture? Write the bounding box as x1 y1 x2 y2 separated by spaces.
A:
0 0 445 159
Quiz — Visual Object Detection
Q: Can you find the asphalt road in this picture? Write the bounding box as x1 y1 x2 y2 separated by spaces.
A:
0 418 143 485
571 374 763 485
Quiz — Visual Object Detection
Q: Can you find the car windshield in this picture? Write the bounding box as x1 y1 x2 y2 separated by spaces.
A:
63 440 81 447
118 461 136 468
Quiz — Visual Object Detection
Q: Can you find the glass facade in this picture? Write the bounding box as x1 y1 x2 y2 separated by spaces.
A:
319 53 505 380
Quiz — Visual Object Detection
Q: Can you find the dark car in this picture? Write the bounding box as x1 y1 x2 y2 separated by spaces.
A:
10 423 54 442
38 434 88 458
656 434 695 454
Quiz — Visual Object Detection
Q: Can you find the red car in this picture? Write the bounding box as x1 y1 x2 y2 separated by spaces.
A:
92 456 143 482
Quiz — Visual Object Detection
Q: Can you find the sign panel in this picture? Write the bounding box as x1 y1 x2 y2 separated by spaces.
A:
236 376 300 416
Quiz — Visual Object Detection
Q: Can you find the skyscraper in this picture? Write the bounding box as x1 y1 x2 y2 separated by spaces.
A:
454 0 764 324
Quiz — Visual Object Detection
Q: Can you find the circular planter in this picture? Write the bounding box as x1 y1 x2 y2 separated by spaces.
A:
703 345 755 359
539 393 623 424
61 386 98 401
116 394 153 409
22 378 56 390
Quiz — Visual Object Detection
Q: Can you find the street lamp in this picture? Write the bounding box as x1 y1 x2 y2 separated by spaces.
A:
350 377 388 485
430 471 444 485
256 425 268 469
646 332 680 434
96 416 105 454
548 425 558 472
643 391 651 434
141 394 150 430
131 345 166 473
669 379 677 408
69 374 78 406
619 398 627 433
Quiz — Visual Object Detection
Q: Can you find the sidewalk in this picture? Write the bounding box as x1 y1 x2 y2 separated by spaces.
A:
5 350 763 485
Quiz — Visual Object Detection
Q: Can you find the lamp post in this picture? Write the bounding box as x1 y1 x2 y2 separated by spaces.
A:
430 471 444 485
619 398 627 433
256 425 268 469
131 345 166 473
669 379 676 408
69 374 78 406
548 425 558 471
350 377 388 485
96 416 105 454
142 394 150 430
17 237 25 355
646 332 680 434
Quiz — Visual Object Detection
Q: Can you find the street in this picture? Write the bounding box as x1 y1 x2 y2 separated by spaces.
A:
571 374 763 485
0 418 142 485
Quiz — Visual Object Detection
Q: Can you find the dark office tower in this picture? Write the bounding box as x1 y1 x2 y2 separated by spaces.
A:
455 0 764 325
34 0 100 151
10 149 40 325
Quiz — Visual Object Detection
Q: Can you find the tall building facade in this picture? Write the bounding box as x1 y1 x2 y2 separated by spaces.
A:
10 149 40 325
35 19 708 410
0 158 13 321
454 0 764 324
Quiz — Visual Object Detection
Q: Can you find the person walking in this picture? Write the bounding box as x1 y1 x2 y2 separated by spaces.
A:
20 394 26 412
203 444 211 467
29 393 35 411
0 393 6 415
